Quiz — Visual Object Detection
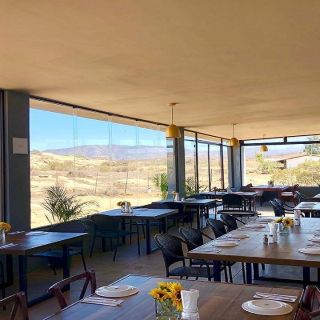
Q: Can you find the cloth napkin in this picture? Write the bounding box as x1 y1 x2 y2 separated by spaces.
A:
81 296 123 307
299 247 320 255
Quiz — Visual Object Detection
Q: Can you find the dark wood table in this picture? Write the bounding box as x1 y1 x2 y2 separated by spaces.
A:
250 185 289 198
201 191 258 211
0 231 87 306
188 217 320 286
98 208 177 254
153 199 216 229
45 274 302 320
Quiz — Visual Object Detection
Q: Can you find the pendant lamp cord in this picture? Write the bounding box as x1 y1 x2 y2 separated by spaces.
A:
171 104 174 124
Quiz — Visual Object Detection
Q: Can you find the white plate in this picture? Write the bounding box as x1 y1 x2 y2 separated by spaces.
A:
95 285 139 298
242 299 293 316
227 233 250 239
299 248 320 255
213 241 239 247
309 237 320 243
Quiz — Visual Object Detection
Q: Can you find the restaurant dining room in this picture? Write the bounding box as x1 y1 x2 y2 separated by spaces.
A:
1 1 320 319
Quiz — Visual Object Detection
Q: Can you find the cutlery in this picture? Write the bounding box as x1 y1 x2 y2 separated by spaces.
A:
0 243 16 249
82 297 123 306
253 295 295 303
255 292 297 302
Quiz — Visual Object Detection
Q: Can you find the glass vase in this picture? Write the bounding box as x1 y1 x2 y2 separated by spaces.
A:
0 229 5 242
155 300 181 320
279 224 289 234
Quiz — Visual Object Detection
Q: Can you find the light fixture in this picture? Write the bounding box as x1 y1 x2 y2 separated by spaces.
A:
166 102 181 139
229 123 240 147
260 134 268 152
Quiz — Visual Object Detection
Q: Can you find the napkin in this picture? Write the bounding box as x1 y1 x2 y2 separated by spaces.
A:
181 289 199 320
299 247 320 255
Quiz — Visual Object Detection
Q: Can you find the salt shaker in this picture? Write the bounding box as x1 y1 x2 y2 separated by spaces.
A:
263 234 268 245
268 234 274 244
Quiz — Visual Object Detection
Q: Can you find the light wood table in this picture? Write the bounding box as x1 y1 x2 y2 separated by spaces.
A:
45 274 302 320
98 208 177 254
188 218 320 286
0 231 87 306
295 202 320 217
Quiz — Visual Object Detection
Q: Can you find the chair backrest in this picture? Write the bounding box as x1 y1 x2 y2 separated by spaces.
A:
294 191 304 204
49 220 88 233
90 214 120 233
269 200 285 217
154 234 184 273
48 270 97 309
261 191 278 204
222 194 244 209
294 286 320 320
220 213 238 231
206 218 226 238
240 184 253 192
0 292 29 320
179 227 203 251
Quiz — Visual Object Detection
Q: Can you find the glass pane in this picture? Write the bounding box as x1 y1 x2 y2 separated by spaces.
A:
242 143 320 186
198 143 209 191
287 135 320 142
30 108 75 228
184 132 196 196
223 146 230 188
209 144 222 189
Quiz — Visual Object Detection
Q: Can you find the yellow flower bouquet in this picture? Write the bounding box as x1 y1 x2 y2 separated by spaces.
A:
275 217 293 233
0 222 11 233
149 281 183 319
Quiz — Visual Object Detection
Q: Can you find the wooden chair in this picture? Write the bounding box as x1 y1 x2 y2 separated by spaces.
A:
222 194 245 211
0 292 29 320
281 184 299 203
295 286 320 319
48 270 97 309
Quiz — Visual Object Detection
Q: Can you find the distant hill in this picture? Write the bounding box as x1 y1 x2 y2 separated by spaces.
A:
35 145 167 160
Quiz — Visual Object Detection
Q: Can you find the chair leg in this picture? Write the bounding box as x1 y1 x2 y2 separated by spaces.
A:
81 250 87 271
142 223 146 239
262 264 265 270
129 221 132 244
241 263 246 283
137 229 141 256
113 237 119 262
89 236 96 257
0 262 5 299
228 263 233 283
223 262 228 282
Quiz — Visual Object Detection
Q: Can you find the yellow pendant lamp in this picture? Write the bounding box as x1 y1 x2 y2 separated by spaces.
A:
260 134 268 152
229 123 240 147
166 102 181 139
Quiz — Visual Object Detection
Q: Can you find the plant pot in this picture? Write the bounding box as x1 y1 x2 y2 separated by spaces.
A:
155 300 181 320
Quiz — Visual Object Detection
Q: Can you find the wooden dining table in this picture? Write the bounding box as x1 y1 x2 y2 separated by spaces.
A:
188 217 320 286
250 185 289 198
295 202 320 216
98 208 177 254
0 231 87 306
45 274 302 320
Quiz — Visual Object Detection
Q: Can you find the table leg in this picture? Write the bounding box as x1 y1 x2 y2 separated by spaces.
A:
121 219 126 244
213 261 221 282
303 267 310 288
161 217 168 233
246 263 252 284
253 263 259 280
146 220 151 254
62 245 70 290
6 254 13 286
18 256 28 298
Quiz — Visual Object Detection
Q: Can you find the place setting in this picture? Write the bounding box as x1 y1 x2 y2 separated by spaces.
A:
81 284 139 307
242 291 298 316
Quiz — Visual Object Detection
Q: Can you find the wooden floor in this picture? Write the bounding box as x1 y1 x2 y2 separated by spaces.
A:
0 206 311 320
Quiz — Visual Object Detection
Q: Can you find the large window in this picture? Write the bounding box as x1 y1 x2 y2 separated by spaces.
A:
30 105 167 228
242 135 320 186
184 132 197 195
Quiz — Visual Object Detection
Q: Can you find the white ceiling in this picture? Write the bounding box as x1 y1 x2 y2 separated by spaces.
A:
1 0 320 139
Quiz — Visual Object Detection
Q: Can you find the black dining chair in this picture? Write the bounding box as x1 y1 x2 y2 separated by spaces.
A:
154 233 213 281
222 194 245 211
179 227 230 282
206 218 246 283
89 214 140 261
220 213 238 232
30 220 88 274
260 191 278 206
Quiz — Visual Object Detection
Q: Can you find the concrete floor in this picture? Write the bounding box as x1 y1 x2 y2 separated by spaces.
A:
0 205 309 320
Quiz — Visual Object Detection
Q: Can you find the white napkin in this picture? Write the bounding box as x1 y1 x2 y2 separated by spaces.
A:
181 289 199 320
299 247 320 255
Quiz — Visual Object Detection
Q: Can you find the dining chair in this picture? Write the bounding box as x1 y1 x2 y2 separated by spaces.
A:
222 194 245 211
260 191 278 206
30 220 88 274
294 286 320 319
281 184 299 204
0 291 29 320
220 213 238 232
154 233 213 281
179 227 230 282
206 218 246 283
89 214 140 261
48 270 97 310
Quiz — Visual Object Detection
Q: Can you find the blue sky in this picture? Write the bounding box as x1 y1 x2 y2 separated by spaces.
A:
30 108 166 151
